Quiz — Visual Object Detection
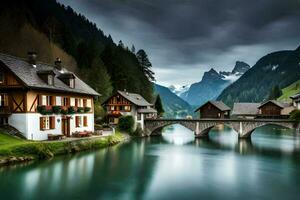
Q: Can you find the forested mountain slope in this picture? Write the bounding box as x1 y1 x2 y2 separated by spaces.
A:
0 0 154 102
217 46 300 106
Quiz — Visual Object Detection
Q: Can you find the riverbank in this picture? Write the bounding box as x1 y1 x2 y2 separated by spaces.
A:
0 132 128 166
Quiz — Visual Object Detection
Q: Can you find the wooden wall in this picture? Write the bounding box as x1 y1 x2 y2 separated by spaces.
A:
199 102 228 119
260 102 282 116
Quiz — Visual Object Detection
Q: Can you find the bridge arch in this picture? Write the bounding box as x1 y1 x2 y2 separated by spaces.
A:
196 122 240 138
240 122 297 138
144 120 196 136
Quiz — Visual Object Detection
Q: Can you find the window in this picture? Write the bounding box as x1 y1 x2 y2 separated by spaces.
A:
124 106 131 111
0 94 8 107
70 98 75 106
110 106 115 111
86 99 92 107
40 116 55 130
76 116 83 127
41 95 51 106
56 96 62 106
62 97 69 106
76 98 83 107
48 75 53 85
0 72 4 84
69 78 75 88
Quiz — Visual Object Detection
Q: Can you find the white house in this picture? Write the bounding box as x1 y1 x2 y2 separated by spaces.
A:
102 90 157 130
0 52 100 140
291 93 300 109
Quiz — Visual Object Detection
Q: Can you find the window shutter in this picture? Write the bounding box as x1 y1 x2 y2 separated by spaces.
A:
50 116 55 129
40 117 44 130
83 116 87 127
76 116 79 127
51 96 56 106
38 95 42 106
83 99 87 107
75 98 78 107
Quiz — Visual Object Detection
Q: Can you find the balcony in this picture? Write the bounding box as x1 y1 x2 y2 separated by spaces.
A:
37 105 91 115
0 106 11 115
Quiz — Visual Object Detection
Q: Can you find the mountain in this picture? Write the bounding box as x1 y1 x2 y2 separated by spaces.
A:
154 84 193 118
168 84 190 97
217 46 300 106
277 79 300 102
179 61 250 106
0 0 154 102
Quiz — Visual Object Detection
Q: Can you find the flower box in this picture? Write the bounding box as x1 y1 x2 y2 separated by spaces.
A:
52 106 62 114
77 107 85 113
68 106 77 114
37 105 53 115
84 107 91 113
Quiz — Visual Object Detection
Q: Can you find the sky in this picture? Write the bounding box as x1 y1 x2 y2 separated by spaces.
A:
58 0 300 87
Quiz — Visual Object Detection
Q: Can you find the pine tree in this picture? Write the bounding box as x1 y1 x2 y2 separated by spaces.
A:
136 49 155 82
131 45 135 53
81 57 113 102
155 94 164 117
118 40 125 48
268 85 282 100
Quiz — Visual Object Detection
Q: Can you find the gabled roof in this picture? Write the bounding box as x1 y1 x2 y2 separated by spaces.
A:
290 93 300 99
195 100 231 112
232 103 260 116
258 100 286 109
117 90 152 106
0 53 99 96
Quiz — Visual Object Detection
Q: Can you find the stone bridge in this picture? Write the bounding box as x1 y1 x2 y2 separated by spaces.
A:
143 119 300 139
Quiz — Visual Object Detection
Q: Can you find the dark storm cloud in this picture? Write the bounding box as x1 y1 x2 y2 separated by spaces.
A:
58 0 300 85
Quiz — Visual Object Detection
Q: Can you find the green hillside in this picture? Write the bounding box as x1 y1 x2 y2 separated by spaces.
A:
278 79 300 102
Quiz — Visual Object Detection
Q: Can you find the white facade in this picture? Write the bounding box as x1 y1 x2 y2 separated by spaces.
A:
8 113 94 141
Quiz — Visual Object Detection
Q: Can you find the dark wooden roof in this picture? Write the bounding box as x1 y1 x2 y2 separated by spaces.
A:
0 53 100 96
258 100 286 109
195 100 231 112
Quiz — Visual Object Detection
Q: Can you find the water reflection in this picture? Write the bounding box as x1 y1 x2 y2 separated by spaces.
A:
1 124 300 200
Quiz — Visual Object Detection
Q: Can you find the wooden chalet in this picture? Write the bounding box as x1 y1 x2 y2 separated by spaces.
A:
195 101 230 119
103 90 157 126
257 100 292 118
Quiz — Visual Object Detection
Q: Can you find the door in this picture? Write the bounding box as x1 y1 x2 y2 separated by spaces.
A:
62 118 70 136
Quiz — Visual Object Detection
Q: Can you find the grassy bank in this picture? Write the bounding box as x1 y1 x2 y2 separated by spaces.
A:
0 132 126 165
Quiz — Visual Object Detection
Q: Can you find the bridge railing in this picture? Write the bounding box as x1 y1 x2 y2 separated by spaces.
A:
144 118 299 123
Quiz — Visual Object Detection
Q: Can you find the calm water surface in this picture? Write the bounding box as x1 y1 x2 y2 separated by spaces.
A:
1 125 300 200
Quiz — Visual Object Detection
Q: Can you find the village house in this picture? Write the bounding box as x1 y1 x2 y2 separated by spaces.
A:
0 52 99 140
231 103 261 119
195 100 231 119
258 100 293 118
232 100 295 119
291 93 300 109
102 90 157 129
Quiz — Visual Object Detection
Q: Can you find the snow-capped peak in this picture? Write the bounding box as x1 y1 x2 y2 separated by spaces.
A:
168 84 190 96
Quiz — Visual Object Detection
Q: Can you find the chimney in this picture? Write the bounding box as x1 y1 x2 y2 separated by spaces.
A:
54 57 62 70
28 51 37 66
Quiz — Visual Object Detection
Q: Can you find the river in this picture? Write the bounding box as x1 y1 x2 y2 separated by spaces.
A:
1 124 300 200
